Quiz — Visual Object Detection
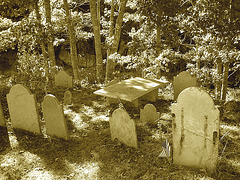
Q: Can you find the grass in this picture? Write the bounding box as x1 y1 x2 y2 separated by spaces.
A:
0 82 240 179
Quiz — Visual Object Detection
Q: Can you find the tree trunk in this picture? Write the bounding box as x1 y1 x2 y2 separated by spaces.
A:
156 23 162 53
34 0 49 81
215 60 223 100
105 0 115 81
112 0 128 53
63 0 79 82
106 0 128 80
89 0 103 80
44 0 56 76
221 62 229 102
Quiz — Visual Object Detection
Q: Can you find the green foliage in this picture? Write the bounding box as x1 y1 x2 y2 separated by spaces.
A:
0 0 35 21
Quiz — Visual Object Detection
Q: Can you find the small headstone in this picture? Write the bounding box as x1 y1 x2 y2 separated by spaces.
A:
171 87 219 171
173 71 197 101
110 108 137 148
7 84 41 134
64 90 72 105
55 71 73 88
42 94 68 140
140 104 160 125
0 102 5 127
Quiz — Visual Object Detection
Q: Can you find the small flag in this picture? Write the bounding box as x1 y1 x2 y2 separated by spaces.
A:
159 139 171 157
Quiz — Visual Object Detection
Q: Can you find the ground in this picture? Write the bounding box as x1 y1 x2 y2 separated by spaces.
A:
0 80 240 180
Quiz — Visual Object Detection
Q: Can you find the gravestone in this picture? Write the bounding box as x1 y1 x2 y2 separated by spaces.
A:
55 71 73 88
110 108 137 148
42 94 68 140
140 104 160 125
64 90 72 105
173 71 197 101
171 87 219 171
7 84 41 134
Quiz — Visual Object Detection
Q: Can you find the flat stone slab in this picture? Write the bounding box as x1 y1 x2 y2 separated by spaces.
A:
173 71 197 101
94 77 168 103
110 108 138 148
42 94 68 140
55 70 73 88
140 104 160 125
171 87 219 171
7 84 41 134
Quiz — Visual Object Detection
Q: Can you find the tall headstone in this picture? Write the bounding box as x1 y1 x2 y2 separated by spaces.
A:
173 71 197 101
55 71 73 88
140 104 160 125
171 87 219 171
42 94 68 140
7 84 41 134
110 108 138 148
64 90 72 105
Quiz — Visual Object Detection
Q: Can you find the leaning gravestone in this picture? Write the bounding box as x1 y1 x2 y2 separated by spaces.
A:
64 90 72 105
7 84 41 134
173 71 197 101
140 104 160 125
55 71 73 88
42 94 68 140
171 87 219 171
110 108 137 148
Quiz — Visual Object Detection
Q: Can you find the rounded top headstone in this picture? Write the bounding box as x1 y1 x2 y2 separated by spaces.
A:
177 87 215 111
8 84 32 96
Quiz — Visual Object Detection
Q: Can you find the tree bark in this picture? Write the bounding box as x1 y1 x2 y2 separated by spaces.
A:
63 0 79 82
215 60 223 100
34 0 49 80
221 62 229 102
44 0 56 75
105 0 115 81
106 0 128 80
90 0 103 80
156 23 162 53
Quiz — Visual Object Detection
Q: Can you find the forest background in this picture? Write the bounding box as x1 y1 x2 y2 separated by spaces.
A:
0 0 239 99
0 0 240 179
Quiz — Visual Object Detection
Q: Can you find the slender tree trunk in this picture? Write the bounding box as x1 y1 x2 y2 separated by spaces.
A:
63 0 79 82
112 0 128 53
221 62 229 101
109 0 115 37
106 0 128 80
34 0 49 81
156 24 162 53
215 60 223 100
97 0 100 21
105 0 115 81
90 0 103 80
44 0 56 76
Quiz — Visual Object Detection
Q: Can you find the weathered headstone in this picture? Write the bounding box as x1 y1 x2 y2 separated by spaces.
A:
64 90 72 105
7 84 41 134
42 94 68 140
55 71 73 88
0 102 5 127
171 87 219 171
140 104 160 125
110 108 138 148
173 71 197 101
